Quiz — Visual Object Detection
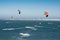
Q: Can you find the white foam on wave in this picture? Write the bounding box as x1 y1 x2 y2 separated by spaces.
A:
2 28 22 30
25 26 37 31
19 33 31 37
2 28 15 30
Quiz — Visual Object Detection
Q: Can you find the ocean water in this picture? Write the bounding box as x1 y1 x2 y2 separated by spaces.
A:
0 20 60 40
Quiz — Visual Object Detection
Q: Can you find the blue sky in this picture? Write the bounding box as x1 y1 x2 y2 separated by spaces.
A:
0 0 60 20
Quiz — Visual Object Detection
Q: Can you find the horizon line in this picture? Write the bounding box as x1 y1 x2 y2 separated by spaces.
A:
1 19 60 21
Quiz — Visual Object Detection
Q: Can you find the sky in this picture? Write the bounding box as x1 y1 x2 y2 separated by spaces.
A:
0 0 60 20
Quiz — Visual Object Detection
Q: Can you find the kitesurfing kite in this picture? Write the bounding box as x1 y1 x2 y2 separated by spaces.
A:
44 11 48 17
18 9 21 14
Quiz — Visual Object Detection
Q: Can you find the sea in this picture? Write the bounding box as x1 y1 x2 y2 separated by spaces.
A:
0 20 60 40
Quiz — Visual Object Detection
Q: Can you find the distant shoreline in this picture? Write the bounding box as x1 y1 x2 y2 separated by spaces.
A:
1 19 60 21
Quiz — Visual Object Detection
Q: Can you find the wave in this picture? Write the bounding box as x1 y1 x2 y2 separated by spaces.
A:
34 25 43 28
48 22 53 24
2 25 44 31
19 33 31 37
5 22 9 23
39 22 42 24
5 21 12 24
2 28 15 30
25 26 37 31
2 28 22 31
